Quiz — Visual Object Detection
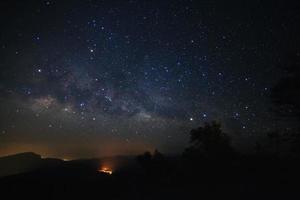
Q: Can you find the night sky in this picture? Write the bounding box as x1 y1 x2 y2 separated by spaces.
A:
0 0 299 158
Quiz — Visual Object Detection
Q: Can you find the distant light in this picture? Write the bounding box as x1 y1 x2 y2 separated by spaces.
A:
37 69 42 73
90 49 94 53
190 117 194 121
98 167 112 175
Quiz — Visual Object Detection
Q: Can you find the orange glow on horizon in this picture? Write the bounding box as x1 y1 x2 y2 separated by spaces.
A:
98 167 113 175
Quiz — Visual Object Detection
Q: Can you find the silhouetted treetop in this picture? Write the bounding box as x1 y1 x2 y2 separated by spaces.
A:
271 53 300 119
185 121 235 158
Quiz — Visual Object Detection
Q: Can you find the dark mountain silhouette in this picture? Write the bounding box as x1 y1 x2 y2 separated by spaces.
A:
0 152 45 177
1 122 300 200
0 152 136 178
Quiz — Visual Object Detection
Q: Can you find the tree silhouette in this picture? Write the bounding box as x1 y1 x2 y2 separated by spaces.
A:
269 52 300 155
185 121 235 159
136 150 169 177
270 53 300 119
152 149 165 163
291 130 300 156
267 131 281 155
136 151 152 169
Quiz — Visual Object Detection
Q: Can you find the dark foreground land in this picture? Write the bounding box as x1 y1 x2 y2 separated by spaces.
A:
0 152 300 200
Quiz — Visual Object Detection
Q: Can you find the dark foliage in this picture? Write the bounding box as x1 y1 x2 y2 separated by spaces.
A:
184 121 235 159
270 53 300 119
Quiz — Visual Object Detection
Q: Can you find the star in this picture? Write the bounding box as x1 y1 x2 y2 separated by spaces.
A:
0 0 295 159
